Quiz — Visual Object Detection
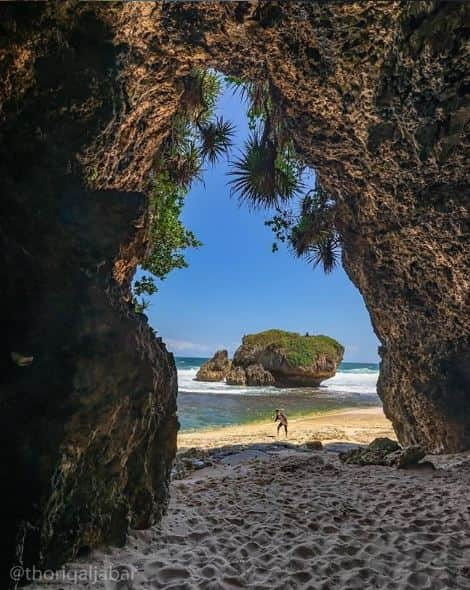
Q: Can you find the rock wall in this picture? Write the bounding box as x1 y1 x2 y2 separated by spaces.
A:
95 0 467 452
0 4 177 582
0 0 468 580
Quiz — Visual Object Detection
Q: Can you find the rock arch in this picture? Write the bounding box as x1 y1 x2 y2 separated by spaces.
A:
1 0 468 578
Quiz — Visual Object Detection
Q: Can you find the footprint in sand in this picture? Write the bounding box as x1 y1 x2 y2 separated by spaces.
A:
292 544 318 559
156 565 191 583
201 564 218 578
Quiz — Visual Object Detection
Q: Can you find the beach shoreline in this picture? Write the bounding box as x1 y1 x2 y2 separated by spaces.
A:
27 406 470 590
178 406 395 450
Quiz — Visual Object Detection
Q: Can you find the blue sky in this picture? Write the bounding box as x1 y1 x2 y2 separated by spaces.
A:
143 82 379 362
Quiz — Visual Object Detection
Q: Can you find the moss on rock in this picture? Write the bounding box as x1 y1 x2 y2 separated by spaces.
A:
242 329 344 368
233 329 344 387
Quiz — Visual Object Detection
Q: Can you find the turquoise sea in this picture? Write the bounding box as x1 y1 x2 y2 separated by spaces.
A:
176 357 381 432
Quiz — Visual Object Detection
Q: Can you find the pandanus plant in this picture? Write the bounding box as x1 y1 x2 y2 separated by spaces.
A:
198 117 235 166
227 80 304 209
164 70 236 185
226 76 341 274
228 131 303 208
180 69 221 125
290 188 341 274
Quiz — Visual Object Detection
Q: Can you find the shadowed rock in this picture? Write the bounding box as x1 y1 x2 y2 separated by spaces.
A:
304 440 324 451
339 438 425 469
368 438 400 453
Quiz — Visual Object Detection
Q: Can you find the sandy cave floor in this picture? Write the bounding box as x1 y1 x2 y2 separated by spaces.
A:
26 440 470 590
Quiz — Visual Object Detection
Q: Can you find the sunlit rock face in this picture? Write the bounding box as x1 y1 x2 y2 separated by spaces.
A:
195 350 232 382
1 0 468 579
232 331 344 388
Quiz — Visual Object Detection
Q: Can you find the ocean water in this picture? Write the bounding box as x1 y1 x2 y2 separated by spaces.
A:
176 357 381 431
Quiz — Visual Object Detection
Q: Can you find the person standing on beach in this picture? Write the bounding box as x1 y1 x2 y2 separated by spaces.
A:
275 408 288 437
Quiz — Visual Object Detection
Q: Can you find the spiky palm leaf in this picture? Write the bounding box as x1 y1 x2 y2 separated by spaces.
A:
291 219 340 273
168 142 203 189
181 69 221 124
228 133 302 208
199 117 235 165
289 186 340 273
304 235 340 274
226 77 270 118
290 215 318 257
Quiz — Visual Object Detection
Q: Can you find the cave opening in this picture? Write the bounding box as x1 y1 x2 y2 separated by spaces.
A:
131 69 380 433
1 2 468 580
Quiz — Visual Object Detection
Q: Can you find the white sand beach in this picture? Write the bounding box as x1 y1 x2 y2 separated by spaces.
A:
26 408 470 590
178 406 395 450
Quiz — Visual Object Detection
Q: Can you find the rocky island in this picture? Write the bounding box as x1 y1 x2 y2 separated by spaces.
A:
196 329 344 388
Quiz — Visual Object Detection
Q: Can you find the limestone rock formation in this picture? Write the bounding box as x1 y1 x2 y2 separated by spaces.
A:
226 363 276 386
226 365 247 386
1 0 469 581
0 5 180 582
232 330 344 388
245 363 276 386
1 186 178 580
195 350 232 382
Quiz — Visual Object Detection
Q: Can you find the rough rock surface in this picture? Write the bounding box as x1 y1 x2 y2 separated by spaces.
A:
245 363 276 386
92 0 468 450
340 438 425 469
385 446 427 469
226 363 276 386
232 330 344 387
1 186 178 578
0 4 178 583
369 437 401 453
1 0 469 579
195 350 231 382
304 440 324 451
226 365 247 386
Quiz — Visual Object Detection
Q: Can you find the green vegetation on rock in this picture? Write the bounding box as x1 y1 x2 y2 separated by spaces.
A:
226 76 305 210
243 329 344 368
225 77 341 274
134 70 342 312
133 69 233 312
